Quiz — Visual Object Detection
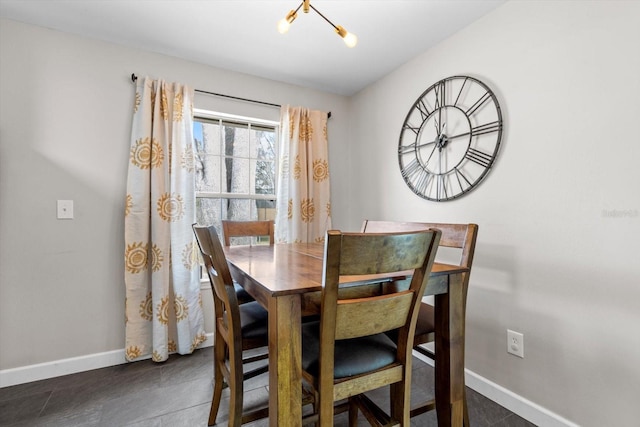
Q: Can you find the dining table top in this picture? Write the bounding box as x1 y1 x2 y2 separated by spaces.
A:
223 241 469 296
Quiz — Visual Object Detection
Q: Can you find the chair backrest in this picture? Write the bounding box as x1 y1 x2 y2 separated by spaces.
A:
192 224 241 333
221 220 274 247
361 220 478 270
319 229 441 372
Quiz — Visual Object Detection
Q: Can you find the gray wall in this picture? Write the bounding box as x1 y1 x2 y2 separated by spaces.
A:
348 1 640 426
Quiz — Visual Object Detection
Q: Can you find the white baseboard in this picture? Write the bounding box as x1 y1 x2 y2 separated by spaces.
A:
0 349 128 388
0 334 214 388
464 369 580 427
2 339 577 427
413 352 580 427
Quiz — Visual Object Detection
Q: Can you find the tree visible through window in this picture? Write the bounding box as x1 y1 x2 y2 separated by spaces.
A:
193 111 278 238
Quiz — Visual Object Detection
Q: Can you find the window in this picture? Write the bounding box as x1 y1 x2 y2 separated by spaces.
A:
193 109 278 241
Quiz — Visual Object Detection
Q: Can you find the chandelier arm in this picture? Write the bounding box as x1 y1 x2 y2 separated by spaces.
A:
278 1 357 47
308 3 339 31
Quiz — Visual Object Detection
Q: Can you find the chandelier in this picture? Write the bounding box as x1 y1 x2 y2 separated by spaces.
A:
277 0 358 48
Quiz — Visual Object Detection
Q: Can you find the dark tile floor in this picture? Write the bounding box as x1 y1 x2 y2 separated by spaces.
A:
0 347 536 426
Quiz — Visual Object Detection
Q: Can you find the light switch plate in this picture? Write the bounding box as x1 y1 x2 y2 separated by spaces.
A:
57 200 74 219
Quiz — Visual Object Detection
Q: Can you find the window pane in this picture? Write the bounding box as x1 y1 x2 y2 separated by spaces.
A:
196 154 221 193
252 127 276 161
196 121 221 155
196 198 224 231
226 198 255 221
225 122 250 158
196 197 277 225
256 198 276 221
254 159 275 195
228 157 251 194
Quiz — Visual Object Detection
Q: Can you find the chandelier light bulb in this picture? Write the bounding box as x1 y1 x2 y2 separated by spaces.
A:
277 19 291 33
277 10 297 34
335 25 357 48
342 31 357 48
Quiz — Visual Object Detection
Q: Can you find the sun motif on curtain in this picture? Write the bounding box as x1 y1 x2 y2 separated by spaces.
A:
276 106 332 243
124 77 205 362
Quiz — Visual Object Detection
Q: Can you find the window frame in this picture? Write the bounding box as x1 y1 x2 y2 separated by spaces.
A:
193 108 280 284
193 108 279 202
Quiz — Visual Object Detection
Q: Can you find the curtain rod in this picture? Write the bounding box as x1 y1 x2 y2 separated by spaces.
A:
130 74 331 118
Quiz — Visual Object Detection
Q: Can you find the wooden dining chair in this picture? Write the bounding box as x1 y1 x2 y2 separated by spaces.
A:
192 224 270 426
301 229 441 427
361 220 479 425
221 220 275 304
221 219 274 247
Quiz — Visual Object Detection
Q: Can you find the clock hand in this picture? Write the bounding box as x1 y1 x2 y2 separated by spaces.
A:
445 130 472 141
434 118 447 136
425 142 438 165
412 123 451 151
410 139 437 151
405 124 460 154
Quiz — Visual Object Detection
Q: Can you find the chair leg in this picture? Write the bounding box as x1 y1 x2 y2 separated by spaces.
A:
210 333 229 426
348 397 359 426
318 393 335 427
227 384 242 427
227 356 245 427
463 388 470 427
208 364 224 426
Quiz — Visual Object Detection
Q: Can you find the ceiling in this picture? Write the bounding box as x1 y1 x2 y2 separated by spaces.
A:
0 0 506 96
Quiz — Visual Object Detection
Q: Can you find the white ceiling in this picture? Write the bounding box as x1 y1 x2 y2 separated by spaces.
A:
0 0 506 96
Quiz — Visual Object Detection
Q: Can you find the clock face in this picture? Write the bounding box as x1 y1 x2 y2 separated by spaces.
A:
398 76 503 201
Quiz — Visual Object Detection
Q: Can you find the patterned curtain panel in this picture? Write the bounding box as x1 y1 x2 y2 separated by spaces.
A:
275 106 332 243
124 77 205 362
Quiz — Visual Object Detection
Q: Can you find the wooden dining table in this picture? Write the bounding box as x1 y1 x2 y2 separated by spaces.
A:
224 241 469 427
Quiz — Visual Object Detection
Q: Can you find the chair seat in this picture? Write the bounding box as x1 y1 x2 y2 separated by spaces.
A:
234 281 255 304
239 301 269 340
302 321 397 379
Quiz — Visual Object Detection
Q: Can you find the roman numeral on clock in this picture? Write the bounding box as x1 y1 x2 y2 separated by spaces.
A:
471 121 501 136
465 148 493 168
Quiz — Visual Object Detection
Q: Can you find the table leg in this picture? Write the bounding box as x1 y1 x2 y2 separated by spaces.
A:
434 273 466 427
268 294 302 427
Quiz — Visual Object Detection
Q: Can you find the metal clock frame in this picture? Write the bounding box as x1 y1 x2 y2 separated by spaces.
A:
398 75 503 202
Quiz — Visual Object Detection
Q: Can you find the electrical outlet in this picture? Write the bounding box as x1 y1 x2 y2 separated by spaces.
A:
507 329 524 358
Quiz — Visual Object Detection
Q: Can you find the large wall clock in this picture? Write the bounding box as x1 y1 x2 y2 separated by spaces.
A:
398 75 503 201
